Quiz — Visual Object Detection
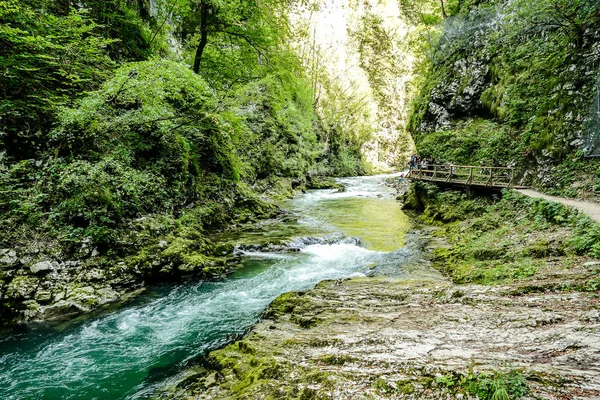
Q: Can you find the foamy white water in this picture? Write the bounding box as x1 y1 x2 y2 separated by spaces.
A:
0 174 414 400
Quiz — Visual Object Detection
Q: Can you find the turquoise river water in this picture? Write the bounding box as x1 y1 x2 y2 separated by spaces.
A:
0 175 414 399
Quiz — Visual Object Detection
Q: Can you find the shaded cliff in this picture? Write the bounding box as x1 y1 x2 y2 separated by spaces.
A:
409 0 600 198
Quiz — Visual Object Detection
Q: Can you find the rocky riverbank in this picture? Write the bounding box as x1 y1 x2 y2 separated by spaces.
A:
157 271 600 399
0 177 347 327
0 221 246 327
156 184 600 400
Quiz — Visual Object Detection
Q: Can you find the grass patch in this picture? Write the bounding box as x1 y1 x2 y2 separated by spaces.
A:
405 184 600 286
435 369 529 400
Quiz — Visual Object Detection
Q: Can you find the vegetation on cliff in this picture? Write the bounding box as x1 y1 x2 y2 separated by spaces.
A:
409 0 600 197
0 0 373 324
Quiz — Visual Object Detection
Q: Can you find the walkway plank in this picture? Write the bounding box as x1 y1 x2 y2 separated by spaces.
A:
408 164 523 190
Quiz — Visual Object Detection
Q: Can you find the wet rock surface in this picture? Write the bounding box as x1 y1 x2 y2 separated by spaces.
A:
162 276 600 399
0 251 144 325
234 235 365 255
0 245 236 326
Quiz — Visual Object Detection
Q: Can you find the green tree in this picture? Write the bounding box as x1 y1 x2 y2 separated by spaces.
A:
181 0 286 74
0 0 115 160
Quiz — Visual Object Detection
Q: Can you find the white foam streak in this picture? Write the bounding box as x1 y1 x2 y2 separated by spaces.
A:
0 174 410 400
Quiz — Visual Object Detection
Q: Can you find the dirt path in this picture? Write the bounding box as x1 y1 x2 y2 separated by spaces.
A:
517 189 600 224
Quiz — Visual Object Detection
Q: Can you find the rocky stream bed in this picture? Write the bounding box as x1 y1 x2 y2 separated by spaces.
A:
161 266 600 399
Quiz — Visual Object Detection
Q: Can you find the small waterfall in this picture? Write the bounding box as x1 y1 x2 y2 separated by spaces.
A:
0 174 421 400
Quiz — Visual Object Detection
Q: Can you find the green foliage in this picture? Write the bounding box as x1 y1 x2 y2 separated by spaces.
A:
414 186 600 285
80 0 156 61
570 217 600 258
416 119 519 166
0 0 378 289
224 67 319 180
0 0 115 158
435 369 528 400
181 0 288 79
1 59 245 251
405 182 491 224
409 0 600 194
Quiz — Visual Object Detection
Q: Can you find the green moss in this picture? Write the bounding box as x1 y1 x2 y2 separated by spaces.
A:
290 315 321 329
415 185 600 286
415 119 518 168
307 338 344 348
317 354 353 366
372 378 398 394
401 181 490 223
68 286 99 308
263 292 308 320
305 176 345 191
4 276 40 300
451 259 541 285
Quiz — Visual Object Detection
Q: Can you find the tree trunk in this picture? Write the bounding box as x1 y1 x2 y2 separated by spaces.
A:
54 0 70 15
193 2 210 74
440 0 447 18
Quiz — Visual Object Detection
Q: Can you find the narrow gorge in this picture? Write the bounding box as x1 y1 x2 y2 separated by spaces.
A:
1 0 599 399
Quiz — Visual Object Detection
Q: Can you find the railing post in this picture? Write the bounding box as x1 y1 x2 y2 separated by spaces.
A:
410 164 522 189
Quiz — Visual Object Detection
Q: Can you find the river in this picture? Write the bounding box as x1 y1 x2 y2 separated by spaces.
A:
0 174 414 399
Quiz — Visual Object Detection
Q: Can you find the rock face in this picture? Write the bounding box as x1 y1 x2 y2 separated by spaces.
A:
0 251 135 325
419 58 491 133
161 277 600 399
30 261 54 274
0 228 243 325
409 2 600 195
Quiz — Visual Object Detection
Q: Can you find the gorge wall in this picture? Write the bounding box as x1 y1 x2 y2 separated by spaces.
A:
409 0 600 198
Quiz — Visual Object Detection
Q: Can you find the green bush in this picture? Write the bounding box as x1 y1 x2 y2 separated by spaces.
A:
570 217 600 258
417 186 600 285
3 59 240 249
435 369 528 400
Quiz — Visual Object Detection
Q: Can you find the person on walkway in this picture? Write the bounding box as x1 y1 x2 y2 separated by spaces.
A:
408 154 418 170
421 158 428 176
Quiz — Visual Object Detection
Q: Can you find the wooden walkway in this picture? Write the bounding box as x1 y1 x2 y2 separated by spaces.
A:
408 165 528 190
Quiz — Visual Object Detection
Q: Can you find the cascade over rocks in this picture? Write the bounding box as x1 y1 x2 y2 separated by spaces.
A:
234 235 365 255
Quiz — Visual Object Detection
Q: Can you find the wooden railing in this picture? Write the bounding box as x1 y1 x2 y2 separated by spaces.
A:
408 165 521 189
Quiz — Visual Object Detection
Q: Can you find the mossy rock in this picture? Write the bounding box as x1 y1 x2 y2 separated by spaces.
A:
291 314 321 329
67 286 99 309
263 291 308 320
306 176 345 191
4 275 40 300
317 354 353 366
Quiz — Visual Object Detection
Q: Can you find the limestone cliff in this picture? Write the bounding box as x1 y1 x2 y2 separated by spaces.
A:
409 0 600 197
